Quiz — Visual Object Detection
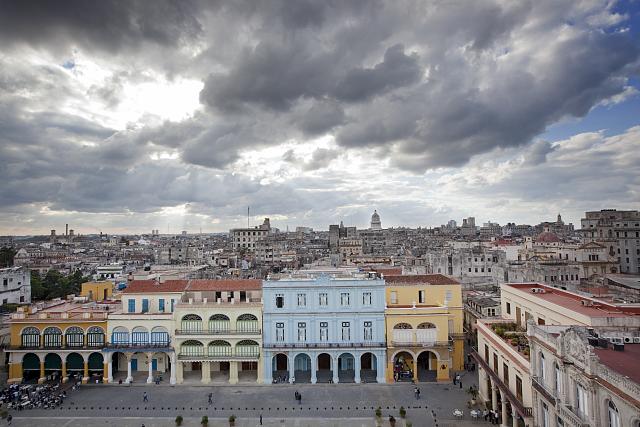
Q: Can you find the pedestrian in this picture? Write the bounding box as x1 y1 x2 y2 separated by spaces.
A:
459 380 463 389
208 392 213 404
298 392 302 404
483 409 488 421
7 414 12 425
416 387 420 400
260 414 263 425
143 391 148 402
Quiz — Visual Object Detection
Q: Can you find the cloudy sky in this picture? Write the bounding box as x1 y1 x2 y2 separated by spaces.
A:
1 0 639 235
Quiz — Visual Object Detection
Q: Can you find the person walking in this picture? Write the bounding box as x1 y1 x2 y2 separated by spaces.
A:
7 414 12 426
143 391 148 402
298 392 302 404
208 393 213 405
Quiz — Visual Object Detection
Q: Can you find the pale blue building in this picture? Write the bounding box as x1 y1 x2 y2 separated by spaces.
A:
262 272 386 384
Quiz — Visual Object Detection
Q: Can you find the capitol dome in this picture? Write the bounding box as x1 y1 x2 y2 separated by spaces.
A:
536 231 560 243
370 210 382 230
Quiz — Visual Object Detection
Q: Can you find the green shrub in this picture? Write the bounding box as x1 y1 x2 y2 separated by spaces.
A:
175 415 183 426
399 406 406 418
201 415 209 426
375 407 382 418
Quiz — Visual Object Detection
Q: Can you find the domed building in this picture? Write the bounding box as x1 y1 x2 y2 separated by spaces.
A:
536 231 560 244
370 210 382 230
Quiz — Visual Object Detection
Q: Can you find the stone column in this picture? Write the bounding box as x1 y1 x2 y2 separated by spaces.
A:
176 360 183 384
492 386 498 411
61 362 68 383
229 361 239 384
170 353 177 385
147 353 154 383
412 353 419 382
354 353 361 384
288 355 294 384
264 352 272 384
82 361 89 384
107 359 113 383
376 351 386 384
478 367 486 400
38 361 46 384
201 361 211 384
256 352 264 384
311 353 317 384
332 355 339 384
501 399 508 427
512 410 518 427
126 354 133 383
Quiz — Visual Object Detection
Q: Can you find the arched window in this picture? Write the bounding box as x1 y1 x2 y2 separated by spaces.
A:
237 313 259 332
87 326 105 347
131 326 149 345
236 339 259 357
181 314 203 332
394 323 413 329
180 340 204 356
43 327 62 348
417 322 436 329
208 340 232 357
151 326 169 345
111 326 129 344
209 314 230 332
608 401 620 427
21 327 40 348
65 326 84 348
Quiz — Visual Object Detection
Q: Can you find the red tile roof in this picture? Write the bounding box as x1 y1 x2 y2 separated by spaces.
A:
384 274 459 285
186 279 262 291
594 344 640 384
123 280 189 294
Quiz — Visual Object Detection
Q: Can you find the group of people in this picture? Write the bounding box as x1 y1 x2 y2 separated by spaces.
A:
482 409 502 424
0 382 67 411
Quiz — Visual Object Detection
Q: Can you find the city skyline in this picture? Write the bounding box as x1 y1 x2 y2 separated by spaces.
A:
1 1 639 235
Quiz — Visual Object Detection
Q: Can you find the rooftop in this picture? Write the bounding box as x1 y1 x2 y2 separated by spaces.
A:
123 279 262 294
385 274 459 286
11 300 118 321
594 344 640 384
504 283 640 317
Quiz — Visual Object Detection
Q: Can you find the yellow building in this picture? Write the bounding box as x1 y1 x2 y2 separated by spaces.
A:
6 300 117 384
384 274 464 383
81 281 113 301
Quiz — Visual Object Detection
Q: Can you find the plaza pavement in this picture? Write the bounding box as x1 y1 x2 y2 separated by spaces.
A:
7 371 480 427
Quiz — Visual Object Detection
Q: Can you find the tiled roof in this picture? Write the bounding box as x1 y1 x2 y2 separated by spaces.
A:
122 280 189 294
384 274 459 285
186 279 262 291
594 344 640 384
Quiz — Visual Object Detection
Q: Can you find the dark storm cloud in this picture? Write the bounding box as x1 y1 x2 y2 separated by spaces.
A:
0 0 202 53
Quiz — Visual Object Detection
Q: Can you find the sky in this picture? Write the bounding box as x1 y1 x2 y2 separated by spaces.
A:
0 0 639 235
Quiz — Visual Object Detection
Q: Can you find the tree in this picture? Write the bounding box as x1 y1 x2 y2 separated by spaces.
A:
0 247 16 268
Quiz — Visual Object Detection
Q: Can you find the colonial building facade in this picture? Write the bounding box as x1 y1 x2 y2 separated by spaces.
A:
262 271 386 384
384 274 464 383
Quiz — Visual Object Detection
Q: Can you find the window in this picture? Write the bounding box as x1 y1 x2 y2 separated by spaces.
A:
65 326 84 347
319 322 328 341
484 344 489 362
362 292 372 305
297 322 307 342
576 383 589 418
539 352 546 381
276 323 285 342
555 363 561 395
171 299 175 312
142 298 149 313
506 302 511 314
341 322 351 340
541 402 549 427
390 291 397 304
516 375 523 401
275 294 284 308
128 299 136 313
608 401 620 427
340 292 350 306
556 416 564 427
297 293 306 307
493 353 498 372
503 363 509 385
21 327 40 348
363 321 373 340
319 292 328 306
159 298 165 312
87 326 105 347
445 290 453 305
418 290 425 304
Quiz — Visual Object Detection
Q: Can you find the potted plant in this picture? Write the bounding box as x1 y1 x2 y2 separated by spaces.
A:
201 415 209 426
389 415 396 427
175 415 183 426
399 407 406 419
229 414 236 427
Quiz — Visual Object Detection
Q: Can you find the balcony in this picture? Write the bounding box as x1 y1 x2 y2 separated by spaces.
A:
557 404 590 427
103 342 172 352
10 344 106 351
175 329 261 336
471 350 533 418
263 342 385 349
177 349 260 361
531 375 556 406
